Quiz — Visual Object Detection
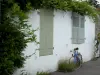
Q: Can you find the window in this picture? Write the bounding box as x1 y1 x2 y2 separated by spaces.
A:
39 9 54 56
72 12 85 44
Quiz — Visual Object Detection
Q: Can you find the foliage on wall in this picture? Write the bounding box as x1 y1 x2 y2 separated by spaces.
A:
1 0 100 75
25 0 100 22
89 0 100 8
0 19 26 75
0 0 37 75
5 0 100 24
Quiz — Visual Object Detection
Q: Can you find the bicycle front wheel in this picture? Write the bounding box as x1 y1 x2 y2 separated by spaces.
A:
69 56 75 64
69 55 83 71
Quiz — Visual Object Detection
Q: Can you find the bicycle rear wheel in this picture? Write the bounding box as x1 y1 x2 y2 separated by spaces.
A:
75 54 83 69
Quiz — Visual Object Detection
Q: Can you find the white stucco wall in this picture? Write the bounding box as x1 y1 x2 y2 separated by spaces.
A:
13 10 95 75
97 0 100 4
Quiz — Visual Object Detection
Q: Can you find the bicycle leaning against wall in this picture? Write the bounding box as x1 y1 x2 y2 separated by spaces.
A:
69 47 83 70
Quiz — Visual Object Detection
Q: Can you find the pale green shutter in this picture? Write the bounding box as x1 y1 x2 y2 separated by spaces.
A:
40 9 53 56
78 16 85 44
72 12 79 44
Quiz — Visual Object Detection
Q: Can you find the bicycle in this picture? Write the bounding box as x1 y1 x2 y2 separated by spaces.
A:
69 47 83 70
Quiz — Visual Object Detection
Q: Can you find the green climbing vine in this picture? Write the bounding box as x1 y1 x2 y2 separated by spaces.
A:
7 0 100 23
26 0 100 22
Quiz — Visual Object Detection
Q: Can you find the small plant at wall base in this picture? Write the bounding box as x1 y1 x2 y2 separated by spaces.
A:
36 71 51 75
57 59 76 72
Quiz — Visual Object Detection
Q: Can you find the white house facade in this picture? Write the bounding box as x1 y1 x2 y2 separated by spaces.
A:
14 9 95 75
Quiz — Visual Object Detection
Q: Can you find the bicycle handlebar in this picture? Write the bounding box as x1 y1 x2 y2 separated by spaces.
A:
70 47 79 52
74 47 79 50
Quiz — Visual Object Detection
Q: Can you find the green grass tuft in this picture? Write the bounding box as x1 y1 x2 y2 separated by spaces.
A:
36 71 51 75
57 59 76 72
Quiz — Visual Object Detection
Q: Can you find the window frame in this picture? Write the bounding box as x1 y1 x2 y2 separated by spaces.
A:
72 12 85 44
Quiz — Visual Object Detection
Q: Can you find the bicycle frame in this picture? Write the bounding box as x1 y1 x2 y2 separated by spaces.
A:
74 50 80 64
70 48 80 64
